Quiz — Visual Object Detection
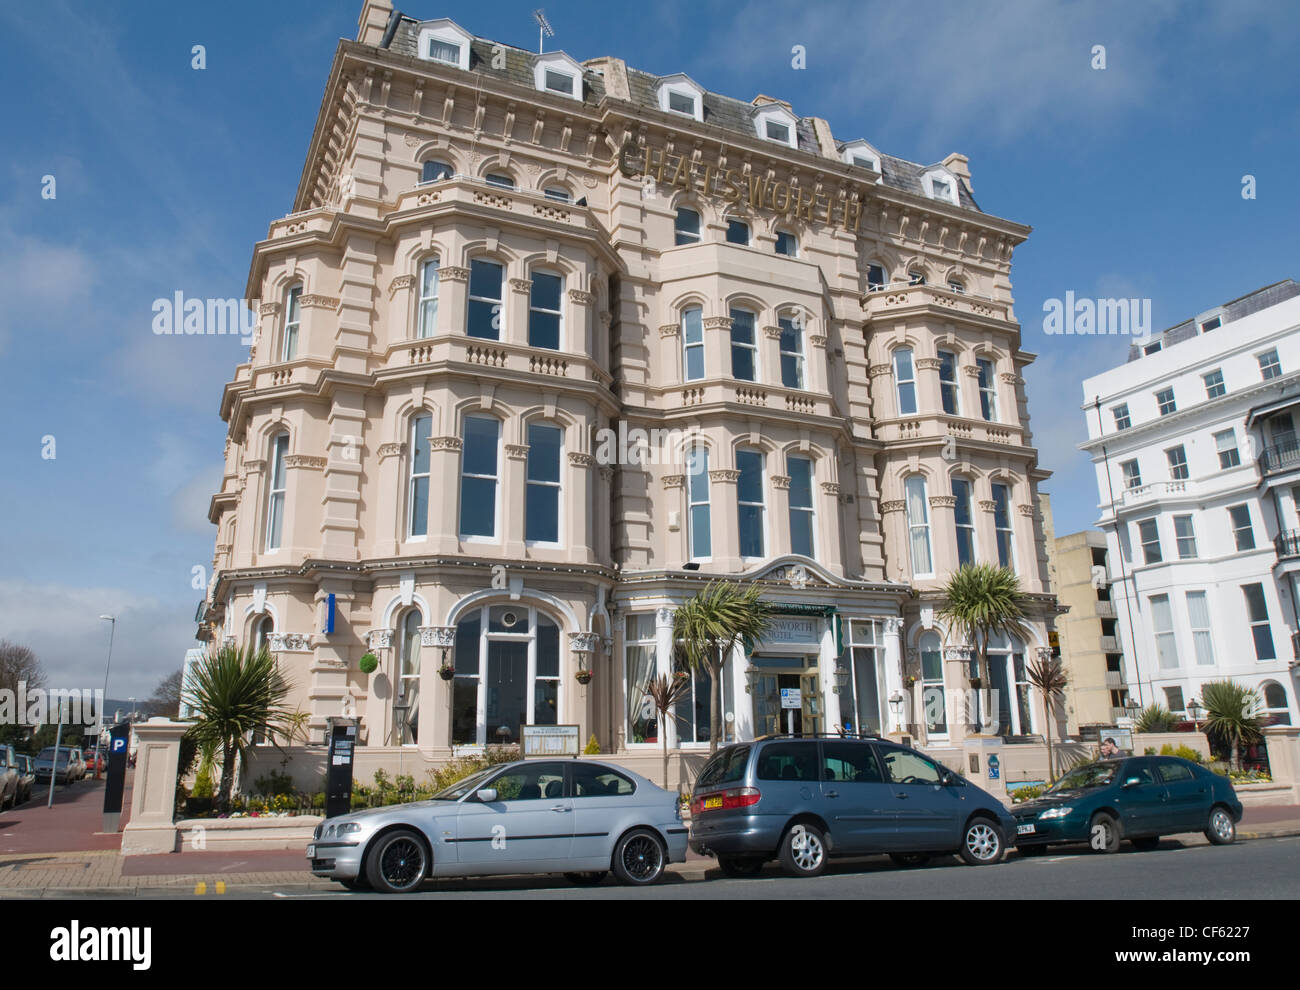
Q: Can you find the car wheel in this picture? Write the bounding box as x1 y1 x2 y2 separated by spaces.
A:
563 871 609 886
1089 812 1121 853
778 822 828 878
364 829 429 894
612 829 667 886
717 855 766 877
1130 836 1160 851
889 852 931 868
959 816 1005 865
1205 805 1236 846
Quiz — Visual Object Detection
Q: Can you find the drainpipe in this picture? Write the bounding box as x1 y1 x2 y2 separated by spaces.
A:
1091 397 1146 709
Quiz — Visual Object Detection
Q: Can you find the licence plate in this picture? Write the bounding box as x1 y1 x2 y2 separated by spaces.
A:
1016 824 1035 835
306 845 315 858
703 796 722 810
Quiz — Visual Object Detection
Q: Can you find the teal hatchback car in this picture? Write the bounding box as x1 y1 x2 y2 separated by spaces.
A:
1011 756 1243 853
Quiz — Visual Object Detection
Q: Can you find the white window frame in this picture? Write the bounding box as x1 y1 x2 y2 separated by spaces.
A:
774 229 798 257
976 358 999 421
1203 368 1225 399
417 258 439 339
624 614 661 746
894 347 917 415
420 159 453 185
1173 514 1197 559
459 415 500 541
725 216 751 246
1150 594 1178 670
395 608 422 745
787 455 815 557
533 52 584 101
1156 387 1177 416
1121 459 1142 489
736 449 766 560
729 307 758 382
841 140 880 173
992 483 1015 571
778 313 804 389
1228 504 1255 551
753 104 798 148
466 258 504 340
1243 583 1276 660
281 285 302 362
407 413 432 539
682 306 704 382
938 349 960 415
543 186 571 203
674 206 701 245
1258 348 1282 380
1113 403 1131 430
687 445 711 561
524 422 563 547
417 21 473 71
905 475 933 578
657 75 705 122
952 477 976 567
922 168 960 205
1185 591 1215 665
1215 429 1241 469
1165 445 1189 480
527 269 564 351
265 433 289 552
1137 518 1162 564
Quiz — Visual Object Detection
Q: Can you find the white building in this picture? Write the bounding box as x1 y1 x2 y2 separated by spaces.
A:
1081 280 1300 728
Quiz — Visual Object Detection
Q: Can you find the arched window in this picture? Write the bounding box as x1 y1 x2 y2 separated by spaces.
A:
729 307 757 382
421 160 452 184
543 185 572 203
467 259 503 340
907 269 926 286
265 433 289 551
281 285 302 361
987 633 1031 736
395 609 421 745
938 349 960 415
1263 681 1291 725
451 605 562 746
866 264 887 291
408 413 432 538
992 483 1015 569
894 348 917 415
952 477 976 566
788 455 815 556
976 358 999 422
778 312 804 389
252 614 274 653
904 475 932 577
525 422 562 544
484 172 515 190
459 415 500 539
682 306 704 382
725 216 750 246
674 207 700 245
919 630 946 736
528 270 563 349
686 445 711 559
417 258 439 338
737 449 766 558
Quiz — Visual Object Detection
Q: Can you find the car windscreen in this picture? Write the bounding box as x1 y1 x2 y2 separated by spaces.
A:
432 766 497 801
37 748 72 762
1046 761 1121 793
695 746 751 788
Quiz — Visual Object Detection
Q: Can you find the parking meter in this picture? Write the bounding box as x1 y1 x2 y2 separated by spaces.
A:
325 717 358 819
102 723 130 832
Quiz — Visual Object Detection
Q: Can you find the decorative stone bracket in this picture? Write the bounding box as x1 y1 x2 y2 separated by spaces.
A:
420 625 458 648
268 632 312 652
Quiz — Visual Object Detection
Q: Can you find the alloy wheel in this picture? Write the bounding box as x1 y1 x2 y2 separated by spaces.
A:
965 822 1000 861
789 825 825 872
379 837 425 890
621 834 664 882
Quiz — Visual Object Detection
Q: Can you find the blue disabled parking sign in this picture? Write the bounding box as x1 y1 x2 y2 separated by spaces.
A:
987 754 1000 780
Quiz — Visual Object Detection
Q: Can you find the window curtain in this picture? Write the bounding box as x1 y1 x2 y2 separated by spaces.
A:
906 478 931 574
626 644 657 742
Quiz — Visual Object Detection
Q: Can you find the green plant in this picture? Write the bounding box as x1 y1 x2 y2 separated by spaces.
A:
1010 785 1045 803
644 671 693 788
359 652 378 674
937 563 1028 733
1135 703 1175 733
1201 680 1265 770
673 580 773 753
1026 652 1068 779
583 733 600 755
253 767 296 796
181 643 303 811
1158 743 1204 764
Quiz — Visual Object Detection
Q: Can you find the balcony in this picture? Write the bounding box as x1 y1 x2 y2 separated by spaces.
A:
1099 635 1119 652
1276 530 1300 560
861 281 1012 325
1105 670 1125 688
1260 439 1300 475
1122 480 1187 506
1095 600 1115 618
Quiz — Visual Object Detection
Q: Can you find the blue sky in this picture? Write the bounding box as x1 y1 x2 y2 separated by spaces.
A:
1 0 1297 696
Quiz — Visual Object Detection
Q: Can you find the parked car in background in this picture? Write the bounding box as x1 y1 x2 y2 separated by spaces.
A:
689 735 1017 878
13 754 35 804
33 745 85 785
310 759 688 893
0 745 19 809
1011 756 1243 853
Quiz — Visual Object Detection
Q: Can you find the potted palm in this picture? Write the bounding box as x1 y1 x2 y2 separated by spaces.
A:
938 563 1028 734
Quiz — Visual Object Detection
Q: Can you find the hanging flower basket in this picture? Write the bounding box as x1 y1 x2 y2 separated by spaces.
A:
438 664 455 680
358 653 378 675
575 669 593 685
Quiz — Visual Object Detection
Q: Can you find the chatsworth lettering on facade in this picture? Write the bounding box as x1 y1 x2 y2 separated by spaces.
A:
194 2 1058 779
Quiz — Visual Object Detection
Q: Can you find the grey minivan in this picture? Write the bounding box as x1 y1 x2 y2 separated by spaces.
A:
689 736 1017 877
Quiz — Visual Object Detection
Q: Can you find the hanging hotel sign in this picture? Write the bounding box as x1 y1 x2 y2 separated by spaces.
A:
618 139 864 233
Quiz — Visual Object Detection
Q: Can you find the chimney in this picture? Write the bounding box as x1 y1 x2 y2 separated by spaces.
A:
584 57 630 101
942 152 972 193
357 0 395 46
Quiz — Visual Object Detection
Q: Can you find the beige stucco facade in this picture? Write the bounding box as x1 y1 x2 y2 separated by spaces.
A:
197 1 1057 767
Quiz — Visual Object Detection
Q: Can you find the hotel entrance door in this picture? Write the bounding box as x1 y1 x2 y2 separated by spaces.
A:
751 658 821 736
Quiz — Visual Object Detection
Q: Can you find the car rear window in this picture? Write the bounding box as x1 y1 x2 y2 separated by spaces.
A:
756 742 819 782
696 746 751 788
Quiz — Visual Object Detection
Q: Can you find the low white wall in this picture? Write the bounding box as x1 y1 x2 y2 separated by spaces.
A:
175 815 323 852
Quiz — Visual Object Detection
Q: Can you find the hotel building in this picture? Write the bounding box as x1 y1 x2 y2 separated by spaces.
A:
1081 281 1300 728
197 1 1058 766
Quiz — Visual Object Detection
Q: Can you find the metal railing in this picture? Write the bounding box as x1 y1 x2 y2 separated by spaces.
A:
1275 530 1300 559
1260 439 1300 474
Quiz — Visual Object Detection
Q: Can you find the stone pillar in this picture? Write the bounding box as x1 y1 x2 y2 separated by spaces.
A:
762 324 783 388
428 435 462 553
709 468 741 570
770 474 792 557
945 644 974 745
421 625 457 754
818 480 844 575
568 452 596 560
704 316 732 382
507 277 532 347
882 617 906 736
1262 725 1300 804
121 718 192 855
503 441 529 556
441 265 470 338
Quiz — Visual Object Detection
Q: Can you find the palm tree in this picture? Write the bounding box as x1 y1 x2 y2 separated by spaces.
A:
1026 652 1068 780
1134 703 1175 733
673 581 772 753
938 563 1028 734
1200 680 1265 770
181 644 302 810
644 671 692 789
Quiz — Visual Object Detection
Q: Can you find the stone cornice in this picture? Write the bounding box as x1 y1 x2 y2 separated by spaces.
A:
378 442 406 459
568 451 596 467
770 474 791 489
709 469 741 483
299 294 339 310
440 266 469 282
388 274 416 296
431 436 463 451
284 454 327 470
567 289 595 305
659 323 681 338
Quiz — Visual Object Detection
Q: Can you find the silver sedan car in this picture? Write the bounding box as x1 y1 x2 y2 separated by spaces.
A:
309 759 688 893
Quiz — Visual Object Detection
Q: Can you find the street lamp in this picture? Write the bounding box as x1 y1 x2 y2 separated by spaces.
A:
889 692 906 735
1187 698 1204 730
94 615 115 780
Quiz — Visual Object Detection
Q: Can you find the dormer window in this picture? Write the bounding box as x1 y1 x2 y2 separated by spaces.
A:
657 74 705 122
842 141 881 173
533 52 584 102
417 20 473 72
1200 313 1223 333
753 103 798 149
922 168 960 205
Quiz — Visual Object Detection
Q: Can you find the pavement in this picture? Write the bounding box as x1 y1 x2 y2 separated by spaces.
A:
2 780 1298 896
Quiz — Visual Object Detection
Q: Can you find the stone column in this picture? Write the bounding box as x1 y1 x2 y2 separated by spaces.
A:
770 473 792 557
121 718 193 855
945 644 975 745
568 452 596 560
916 356 943 412
421 625 457 754
660 323 682 383
568 288 595 360
882 617 906 736
503 441 529 556
928 493 957 574
819 480 844 574
708 468 742 570
762 324 783 388
428 436 462 553
807 330 828 395
507 277 532 348
441 265 470 337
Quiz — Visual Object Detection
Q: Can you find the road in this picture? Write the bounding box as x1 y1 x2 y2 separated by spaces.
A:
16 833 1294 899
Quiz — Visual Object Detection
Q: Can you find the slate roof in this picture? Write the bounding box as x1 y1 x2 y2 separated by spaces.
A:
383 14 982 213
1125 280 1300 362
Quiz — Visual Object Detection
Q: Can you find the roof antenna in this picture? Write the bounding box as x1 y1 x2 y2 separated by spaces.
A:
533 8 554 54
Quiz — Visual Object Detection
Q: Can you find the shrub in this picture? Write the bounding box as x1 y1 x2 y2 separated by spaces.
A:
253 768 296 796
583 733 600 755
1135 703 1176 733
1159 743 1204 764
192 765 215 799
1010 785 1045 803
